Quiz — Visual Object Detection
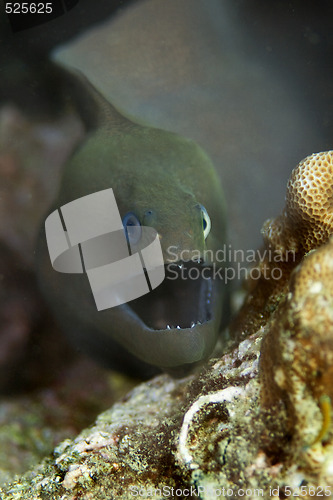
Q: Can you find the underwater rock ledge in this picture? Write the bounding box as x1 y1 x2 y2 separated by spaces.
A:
2 152 333 499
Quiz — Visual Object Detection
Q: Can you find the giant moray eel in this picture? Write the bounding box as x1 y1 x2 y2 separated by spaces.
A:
37 66 227 378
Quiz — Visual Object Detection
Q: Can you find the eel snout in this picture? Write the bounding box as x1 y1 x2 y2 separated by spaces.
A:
130 260 214 331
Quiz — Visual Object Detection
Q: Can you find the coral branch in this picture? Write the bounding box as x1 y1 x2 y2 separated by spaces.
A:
231 151 333 339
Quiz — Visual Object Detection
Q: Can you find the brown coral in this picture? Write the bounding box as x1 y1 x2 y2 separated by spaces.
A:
260 238 333 451
287 152 333 249
231 150 333 338
270 150 333 254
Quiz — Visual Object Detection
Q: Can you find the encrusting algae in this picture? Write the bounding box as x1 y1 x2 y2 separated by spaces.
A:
260 238 333 452
231 150 333 338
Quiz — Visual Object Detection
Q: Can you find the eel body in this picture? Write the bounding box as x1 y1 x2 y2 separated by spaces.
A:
37 67 228 377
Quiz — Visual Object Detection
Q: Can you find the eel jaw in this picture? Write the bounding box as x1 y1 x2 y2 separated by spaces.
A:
123 260 225 376
128 260 216 332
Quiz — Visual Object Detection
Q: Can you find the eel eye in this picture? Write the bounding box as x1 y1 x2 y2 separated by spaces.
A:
122 212 142 245
200 205 211 239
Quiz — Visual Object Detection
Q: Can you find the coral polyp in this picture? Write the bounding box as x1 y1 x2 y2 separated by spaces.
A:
286 151 333 253
231 151 333 338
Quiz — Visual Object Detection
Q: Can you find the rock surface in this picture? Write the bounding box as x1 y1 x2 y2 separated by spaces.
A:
1 293 332 499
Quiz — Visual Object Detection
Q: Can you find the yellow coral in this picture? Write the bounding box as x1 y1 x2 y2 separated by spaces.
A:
260 239 333 449
262 151 333 255
231 151 333 338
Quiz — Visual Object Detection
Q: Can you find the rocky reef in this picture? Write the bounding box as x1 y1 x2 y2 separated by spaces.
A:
1 151 333 499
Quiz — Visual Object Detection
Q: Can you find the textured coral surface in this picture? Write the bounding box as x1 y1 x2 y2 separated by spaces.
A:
231 151 333 339
287 152 333 252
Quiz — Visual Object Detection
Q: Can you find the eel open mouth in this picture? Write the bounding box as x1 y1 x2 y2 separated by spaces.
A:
128 261 216 331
